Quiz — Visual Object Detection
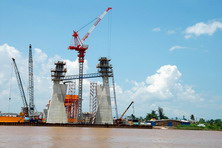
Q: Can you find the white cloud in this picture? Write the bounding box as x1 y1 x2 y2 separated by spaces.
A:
152 27 161 32
116 65 204 118
167 30 176 34
0 43 21 59
169 45 186 51
34 48 48 62
146 65 182 98
185 21 222 38
65 58 88 75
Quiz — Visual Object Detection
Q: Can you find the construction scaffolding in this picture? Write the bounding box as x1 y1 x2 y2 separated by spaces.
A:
65 81 78 123
89 82 97 123
63 57 119 120
111 68 118 119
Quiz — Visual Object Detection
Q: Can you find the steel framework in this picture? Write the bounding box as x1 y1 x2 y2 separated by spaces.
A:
63 66 118 119
12 58 29 116
28 44 35 115
64 73 101 81
89 82 97 112
111 69 118 119
66 81 78 120
89 82 97 124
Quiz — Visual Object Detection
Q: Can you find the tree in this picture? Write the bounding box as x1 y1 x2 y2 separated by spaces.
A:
145 110 158 121
190 114 195 121
208 119 214 125
183 115 187 120
158 107 168 120
131 114 136 120
139 116 144 122
151 110 156 115
199 118 205 123
214 119 222 126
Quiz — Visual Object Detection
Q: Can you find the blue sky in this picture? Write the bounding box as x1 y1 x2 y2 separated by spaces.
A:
0 0 222 119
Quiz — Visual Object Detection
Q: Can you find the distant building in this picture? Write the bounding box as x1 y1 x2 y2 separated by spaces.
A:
149 119 190 126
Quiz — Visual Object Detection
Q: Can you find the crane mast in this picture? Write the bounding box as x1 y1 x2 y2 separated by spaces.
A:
68 7 112 121
12 58 29 116
28 44 35 115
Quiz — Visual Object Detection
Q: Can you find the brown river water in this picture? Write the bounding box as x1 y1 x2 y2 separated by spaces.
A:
0 126 221 148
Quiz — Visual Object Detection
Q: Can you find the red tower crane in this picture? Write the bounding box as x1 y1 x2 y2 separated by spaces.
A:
68 7 112 121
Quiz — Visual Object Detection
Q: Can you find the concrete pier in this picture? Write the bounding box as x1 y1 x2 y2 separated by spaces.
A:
95 84 113 124
47 83 68 123
95 57 113 124
47 61 68 123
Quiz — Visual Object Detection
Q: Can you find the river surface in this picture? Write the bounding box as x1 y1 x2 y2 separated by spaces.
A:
0 126 221 148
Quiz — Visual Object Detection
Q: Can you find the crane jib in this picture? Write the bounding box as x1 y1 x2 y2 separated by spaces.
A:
81 8 112 44
94 18 101 27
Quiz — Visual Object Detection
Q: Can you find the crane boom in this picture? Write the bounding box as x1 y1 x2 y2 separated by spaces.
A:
81 7 112 44
12 58 28 108
120 101 134 119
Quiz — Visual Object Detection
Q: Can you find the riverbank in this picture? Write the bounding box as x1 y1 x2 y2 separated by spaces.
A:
1 122 222 131
153 125 222 131
174 124 222 131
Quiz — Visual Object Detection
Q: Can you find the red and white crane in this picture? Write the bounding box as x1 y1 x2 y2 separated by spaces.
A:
68 7 112 121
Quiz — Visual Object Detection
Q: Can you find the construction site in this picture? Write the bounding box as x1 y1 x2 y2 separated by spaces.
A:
0 8 151 129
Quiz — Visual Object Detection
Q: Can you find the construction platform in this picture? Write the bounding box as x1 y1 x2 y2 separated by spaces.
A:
0 122 152 129
0 117 24 123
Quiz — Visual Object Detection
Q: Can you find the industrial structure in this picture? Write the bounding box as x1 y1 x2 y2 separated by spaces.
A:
44 57 116 124
1 8 124 126
89 82 97 123
63 57 118 124
1 44 39 123
95 57 113 124
13 45 36 117
28 44 35 115
64 82 78 123
47 61 68 123
11 58 29 117
68 7 112 121
0 8 154 129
